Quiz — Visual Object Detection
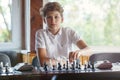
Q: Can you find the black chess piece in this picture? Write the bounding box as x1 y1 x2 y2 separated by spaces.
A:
71 64 75 70
0 67 2 74
76 61 78 68
84 64 87 70
78 64 81 69
44 62 48 71
91 63 95 71
5 66 9 74
87 61 91 69
72 61 75 70
63 64 65 69
76 59 80 68
66 61 68 70
5 63 10 74
58 63 62 70
52 65 55 70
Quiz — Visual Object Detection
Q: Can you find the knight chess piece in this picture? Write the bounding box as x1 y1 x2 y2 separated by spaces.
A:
58 63 62 70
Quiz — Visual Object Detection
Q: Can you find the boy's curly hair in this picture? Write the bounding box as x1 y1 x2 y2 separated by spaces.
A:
40 2 64 17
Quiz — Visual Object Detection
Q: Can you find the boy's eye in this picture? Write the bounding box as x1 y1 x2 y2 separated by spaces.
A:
55 16 59 19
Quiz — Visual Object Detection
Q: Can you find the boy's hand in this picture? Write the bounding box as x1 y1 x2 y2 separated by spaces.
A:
69 50 80 63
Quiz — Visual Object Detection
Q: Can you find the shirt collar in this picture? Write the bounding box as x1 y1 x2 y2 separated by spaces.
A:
46 27 62 36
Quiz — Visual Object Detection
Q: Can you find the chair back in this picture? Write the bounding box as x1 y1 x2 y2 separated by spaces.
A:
0 53 11 67
89 53 120 64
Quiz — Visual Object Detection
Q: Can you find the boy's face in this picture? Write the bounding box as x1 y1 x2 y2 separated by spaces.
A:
44 11 63 30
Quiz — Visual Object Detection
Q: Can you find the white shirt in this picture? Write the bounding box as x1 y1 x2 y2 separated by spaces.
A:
35 27 81 59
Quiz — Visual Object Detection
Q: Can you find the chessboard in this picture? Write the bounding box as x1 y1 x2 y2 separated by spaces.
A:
38 60 98 73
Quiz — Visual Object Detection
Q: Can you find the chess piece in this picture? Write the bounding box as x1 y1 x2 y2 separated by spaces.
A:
76 59 80 68
5 63 9 74
91 63 95 71
52 65 55 70
87 61 91 68
78 64 81 69
44 62 48 71
0 62 3 74
63 64 65 69
58 63 62 70
84 64 87 70
72 61 75 70
66 61 68 70
71 64 75 70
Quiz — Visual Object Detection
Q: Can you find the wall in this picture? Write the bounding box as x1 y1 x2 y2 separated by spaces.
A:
30 0 43 52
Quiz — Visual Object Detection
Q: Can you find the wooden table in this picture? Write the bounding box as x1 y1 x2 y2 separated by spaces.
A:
0 64 120 80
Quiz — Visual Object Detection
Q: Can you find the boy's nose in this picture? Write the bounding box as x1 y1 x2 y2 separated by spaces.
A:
51 18 55 24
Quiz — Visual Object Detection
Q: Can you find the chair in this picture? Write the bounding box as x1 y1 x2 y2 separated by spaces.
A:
0 51 18 67
89 53 120 64
0 53 11 67
32 56 40 68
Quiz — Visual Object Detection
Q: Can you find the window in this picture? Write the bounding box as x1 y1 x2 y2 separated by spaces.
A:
45 0 120 52
0 0 11 42
0 0 21 50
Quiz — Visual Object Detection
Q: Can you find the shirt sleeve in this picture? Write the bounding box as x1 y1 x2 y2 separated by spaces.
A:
35 29 46 50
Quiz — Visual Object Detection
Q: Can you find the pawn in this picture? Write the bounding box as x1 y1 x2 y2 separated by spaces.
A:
87 61 91 69
91 63 95 71
76 59 80 68
63 64 65 69
52 65 55 70
84 64 87 70
71 64 75 70
78 64 81 69
5 63 10 74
